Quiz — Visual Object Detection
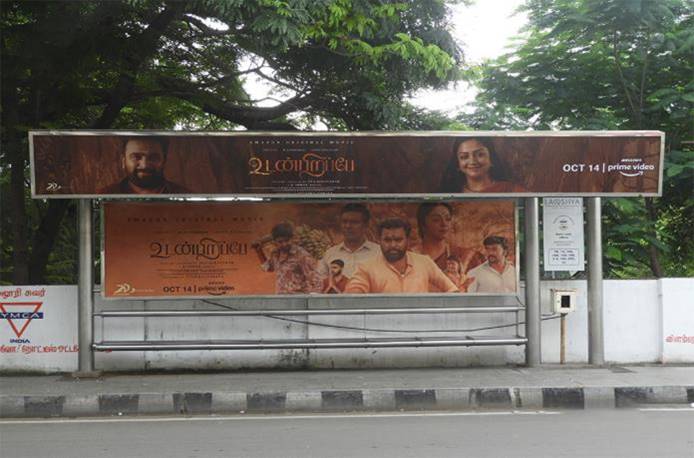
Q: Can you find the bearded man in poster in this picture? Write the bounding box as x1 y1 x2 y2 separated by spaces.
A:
99 137 190 194
345 218 458 294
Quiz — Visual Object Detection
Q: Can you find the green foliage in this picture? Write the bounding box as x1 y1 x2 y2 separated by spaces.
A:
1 0 461 284
463 0 693 278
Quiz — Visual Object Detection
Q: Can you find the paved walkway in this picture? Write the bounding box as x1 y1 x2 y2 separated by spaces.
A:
2 365 693 417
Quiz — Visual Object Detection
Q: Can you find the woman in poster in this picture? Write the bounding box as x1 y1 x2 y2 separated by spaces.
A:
413 203 485 289
439 138 527 193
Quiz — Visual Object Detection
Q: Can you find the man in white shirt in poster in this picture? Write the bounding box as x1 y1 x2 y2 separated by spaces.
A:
468 236 516 293
319 203 379 278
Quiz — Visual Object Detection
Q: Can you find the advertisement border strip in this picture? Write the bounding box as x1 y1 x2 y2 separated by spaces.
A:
29 131 37 200
659 130 665 196
36 192 662 200
100 291 521 301
515 199 521 300
28 129 665 137
99 199 105 305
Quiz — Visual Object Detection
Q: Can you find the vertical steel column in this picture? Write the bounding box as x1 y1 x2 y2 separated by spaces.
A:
587 197 605 365
78 199 94 372
524 198 541 366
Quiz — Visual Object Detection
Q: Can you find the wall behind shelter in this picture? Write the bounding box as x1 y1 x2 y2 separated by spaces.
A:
2 279 693 373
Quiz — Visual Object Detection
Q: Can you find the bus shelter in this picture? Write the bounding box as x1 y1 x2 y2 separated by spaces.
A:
29 131 664 373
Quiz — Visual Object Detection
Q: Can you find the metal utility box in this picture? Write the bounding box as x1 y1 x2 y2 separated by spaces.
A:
551 289 577 314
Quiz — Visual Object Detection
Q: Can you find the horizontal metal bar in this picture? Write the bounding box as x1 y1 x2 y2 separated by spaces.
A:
94 307 524 318
100 291 520 301
31 129 663 137
37 191 663 200
93 337 528 351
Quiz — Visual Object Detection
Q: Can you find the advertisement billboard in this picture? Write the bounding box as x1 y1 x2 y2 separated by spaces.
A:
31 131 663 198
102 200 518 299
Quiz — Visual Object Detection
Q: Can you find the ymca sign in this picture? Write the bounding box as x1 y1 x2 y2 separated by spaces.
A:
0 286 78 372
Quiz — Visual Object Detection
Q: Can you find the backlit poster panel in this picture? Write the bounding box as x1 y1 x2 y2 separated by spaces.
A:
31 131 663 198
102 200 518 298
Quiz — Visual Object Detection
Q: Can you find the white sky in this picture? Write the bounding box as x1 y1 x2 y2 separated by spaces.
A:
408 0 527 114
240 0 527 124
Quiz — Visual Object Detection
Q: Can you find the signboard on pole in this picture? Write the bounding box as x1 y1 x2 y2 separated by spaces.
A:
542 198 585 271
30 131 664 198
102 200 518 299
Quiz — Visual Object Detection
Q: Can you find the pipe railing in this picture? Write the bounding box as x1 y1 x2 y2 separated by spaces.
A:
94 306 523 318
93 305 526 352
94 336 528 351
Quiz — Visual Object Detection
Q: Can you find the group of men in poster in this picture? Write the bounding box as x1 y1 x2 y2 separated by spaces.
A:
251 203 517 295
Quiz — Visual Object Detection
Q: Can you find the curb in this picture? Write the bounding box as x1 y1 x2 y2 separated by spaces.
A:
2 386 693 418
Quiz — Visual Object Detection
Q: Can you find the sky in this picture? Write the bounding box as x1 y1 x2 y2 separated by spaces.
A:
408 0 527 114
241 0 527 122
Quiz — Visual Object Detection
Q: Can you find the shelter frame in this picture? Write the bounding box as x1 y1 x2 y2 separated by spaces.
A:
40 129 647 371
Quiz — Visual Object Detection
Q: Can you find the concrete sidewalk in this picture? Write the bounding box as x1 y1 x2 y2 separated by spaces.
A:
1 365 693 418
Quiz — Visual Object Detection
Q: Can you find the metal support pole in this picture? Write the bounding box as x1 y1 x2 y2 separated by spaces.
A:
560 315 566 364
587 197 605 365
524 198 541 366
77 199 95 373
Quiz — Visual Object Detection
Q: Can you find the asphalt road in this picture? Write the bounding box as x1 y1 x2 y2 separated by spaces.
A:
1 409 693 458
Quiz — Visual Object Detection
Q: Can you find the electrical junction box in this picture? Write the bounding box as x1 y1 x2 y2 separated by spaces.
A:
551 289 577 314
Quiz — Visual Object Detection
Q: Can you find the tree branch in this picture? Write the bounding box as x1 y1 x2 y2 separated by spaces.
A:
637 33 650 130
254 68 305 93
183 15 233 37
150 75 313 127
249 96 293 104
611 31 638 120
195 62 267 88
93 2 185 128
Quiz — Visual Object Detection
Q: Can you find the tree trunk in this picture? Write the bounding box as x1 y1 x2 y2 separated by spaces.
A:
10 147 29 284
644 197 664 277
28 200 72 283
14 4 185 285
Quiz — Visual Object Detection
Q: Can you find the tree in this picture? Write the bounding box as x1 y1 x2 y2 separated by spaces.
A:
462 0 694 277
1 0 462 284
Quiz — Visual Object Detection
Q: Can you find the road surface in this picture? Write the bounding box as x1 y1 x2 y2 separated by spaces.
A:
1 408 693 457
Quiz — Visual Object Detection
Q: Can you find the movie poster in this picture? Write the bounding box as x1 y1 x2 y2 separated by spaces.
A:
102 200 518 298
31 132 663 198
